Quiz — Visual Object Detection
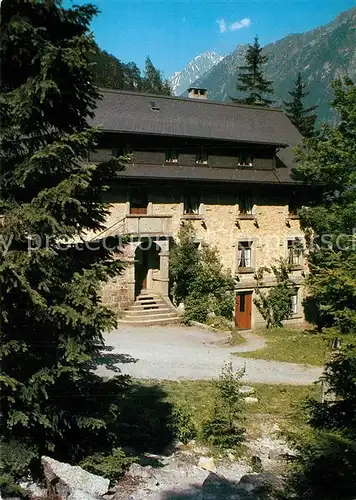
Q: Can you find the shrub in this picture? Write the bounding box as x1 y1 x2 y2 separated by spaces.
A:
183 292 210 323
169 223 200 305
80 448 135 484
170 227 235 324
254 259 296 328
168 402 198 444
202 363 246 448
0 439 37 497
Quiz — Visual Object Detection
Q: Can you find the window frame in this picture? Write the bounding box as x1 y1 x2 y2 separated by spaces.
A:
287 238 303 268
238 191 254 218
195 146 208 165
183 193 201 216
237 151 254 167
237 241 254 272
290 289 299 315
165 149 179 163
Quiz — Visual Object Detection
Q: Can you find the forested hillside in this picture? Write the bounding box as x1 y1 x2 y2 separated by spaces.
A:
89 44 171 95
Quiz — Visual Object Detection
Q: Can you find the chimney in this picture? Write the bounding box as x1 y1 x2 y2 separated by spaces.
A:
187 87 208 100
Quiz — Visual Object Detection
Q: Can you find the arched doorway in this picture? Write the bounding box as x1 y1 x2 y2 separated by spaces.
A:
134 241 160 297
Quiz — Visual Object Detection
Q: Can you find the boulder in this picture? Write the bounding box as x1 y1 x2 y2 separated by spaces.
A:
268 448 288 460
163 439 184 456
237 473 284 495
41 456 109 499
198 456 217 473
68 490 99 499
126 462 154 480
18 481 47 498
202 472 240 499
244 397 259 404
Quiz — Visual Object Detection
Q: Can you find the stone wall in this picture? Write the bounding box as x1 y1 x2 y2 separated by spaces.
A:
96 184 307 327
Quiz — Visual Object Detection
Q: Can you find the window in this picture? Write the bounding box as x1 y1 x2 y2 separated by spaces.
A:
130 188 148 215
288 199 300 217
196 147 208 164
115 145 132 158
237 152 253 167
238 242 252 268
290 291 298 315
288 238 303 267
183 194 200 215
150 100 160 111
239 192 253 215
165 150 179 163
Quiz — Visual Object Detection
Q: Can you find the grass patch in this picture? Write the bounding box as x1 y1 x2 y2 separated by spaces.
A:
144 380 320 440
233 327 338 366
204 316 246 346
229 330 247 346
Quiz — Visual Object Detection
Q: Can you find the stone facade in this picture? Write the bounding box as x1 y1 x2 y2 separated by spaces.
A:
97 181 307 329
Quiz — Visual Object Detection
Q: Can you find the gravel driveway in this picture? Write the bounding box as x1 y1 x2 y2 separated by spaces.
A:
96 325 323 385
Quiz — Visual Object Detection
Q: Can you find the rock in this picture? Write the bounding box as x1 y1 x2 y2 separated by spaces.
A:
41 456 109 499
126 462 154 480
237 473 284 495
68 489 99 499
268 448 288 460
198 456 217 473
244 396 259 404
19 481 47 498
239 385 255 395
227 452 236 461
163 439 184 455
202 472 240 499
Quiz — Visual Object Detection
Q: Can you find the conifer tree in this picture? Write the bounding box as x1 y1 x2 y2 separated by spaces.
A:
234 35 273 106
284 72 318 136
290 78 356 499
142 56 171 95
0 0 129 477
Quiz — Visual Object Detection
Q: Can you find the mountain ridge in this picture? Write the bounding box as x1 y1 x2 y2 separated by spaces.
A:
169 52 224 95
187 7 356 122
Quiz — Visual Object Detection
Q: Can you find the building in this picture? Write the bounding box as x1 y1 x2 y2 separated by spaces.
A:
88 88 307 328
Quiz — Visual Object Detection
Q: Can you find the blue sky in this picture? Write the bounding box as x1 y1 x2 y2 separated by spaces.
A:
67 0 355 77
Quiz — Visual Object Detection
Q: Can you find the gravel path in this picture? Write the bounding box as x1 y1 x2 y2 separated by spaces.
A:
96 325 322 385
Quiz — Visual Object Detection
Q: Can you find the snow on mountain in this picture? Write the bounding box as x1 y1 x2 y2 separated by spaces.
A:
169 52 225 96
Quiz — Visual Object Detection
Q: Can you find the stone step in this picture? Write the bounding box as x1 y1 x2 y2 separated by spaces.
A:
126 307 172 315
118 316 181 327
125 309 174 318
130 302 167 310
123 311 178 321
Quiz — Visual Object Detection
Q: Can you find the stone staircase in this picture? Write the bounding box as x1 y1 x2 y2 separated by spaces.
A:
118 292 181 326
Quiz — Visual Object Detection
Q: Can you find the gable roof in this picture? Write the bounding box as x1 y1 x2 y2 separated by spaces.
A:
91 89 302 148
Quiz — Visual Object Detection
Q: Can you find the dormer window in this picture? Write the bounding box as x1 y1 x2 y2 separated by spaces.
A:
196 147 208 165
165 150 178 163
237 152 253 167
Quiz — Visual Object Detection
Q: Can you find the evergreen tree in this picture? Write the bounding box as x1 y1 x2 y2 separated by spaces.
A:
289 78 356 499
89 44 126 89
123 61 143 91
0 0 130 482
234 36 273 106
284 72 318 136
142 56 171 95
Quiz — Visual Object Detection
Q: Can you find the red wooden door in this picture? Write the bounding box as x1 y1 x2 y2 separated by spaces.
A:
235 292 252 329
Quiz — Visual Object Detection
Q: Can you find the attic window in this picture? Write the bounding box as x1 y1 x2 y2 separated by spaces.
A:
237 152 253 167
150 100 160 111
